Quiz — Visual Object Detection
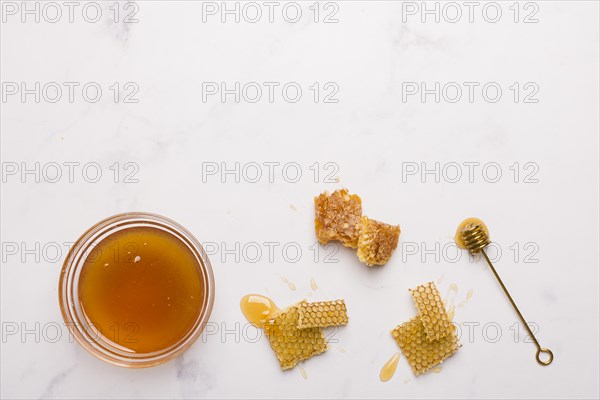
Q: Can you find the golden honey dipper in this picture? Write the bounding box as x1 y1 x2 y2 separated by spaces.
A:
455 218 553 366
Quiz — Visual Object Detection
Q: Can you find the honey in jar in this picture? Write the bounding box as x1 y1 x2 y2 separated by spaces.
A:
78 226 205 354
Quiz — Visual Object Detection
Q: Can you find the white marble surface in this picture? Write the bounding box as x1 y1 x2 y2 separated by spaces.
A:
1 1 599 398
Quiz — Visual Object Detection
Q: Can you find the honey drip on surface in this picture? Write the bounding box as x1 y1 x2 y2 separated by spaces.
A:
437 273 445 284
458 289 474 308
444 283 458 305
299 367 308 379
310 278 319 291
240 294 279 327
380 353 400 382
280 276 297 291
447 304 455 321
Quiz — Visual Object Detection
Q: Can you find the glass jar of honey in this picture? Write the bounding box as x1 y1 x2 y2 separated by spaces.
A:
58 212 215 367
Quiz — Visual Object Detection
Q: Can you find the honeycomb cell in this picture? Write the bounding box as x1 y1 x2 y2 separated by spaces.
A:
314 189 363 248
356 216 401 266
409 282 453 341
297 300 348 329
391 317 459 376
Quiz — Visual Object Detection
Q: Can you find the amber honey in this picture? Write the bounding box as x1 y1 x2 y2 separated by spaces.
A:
78 226 205 354
380 353 400 382
240 294 279 328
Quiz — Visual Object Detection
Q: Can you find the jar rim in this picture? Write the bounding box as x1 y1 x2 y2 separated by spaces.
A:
58 212 215 368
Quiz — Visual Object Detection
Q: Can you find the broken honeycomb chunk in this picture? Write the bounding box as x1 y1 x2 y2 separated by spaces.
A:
314 189 363 248
264 303 327 370
410 282 453 341
297 300 348 329
356 216 400 266
391 317 459 376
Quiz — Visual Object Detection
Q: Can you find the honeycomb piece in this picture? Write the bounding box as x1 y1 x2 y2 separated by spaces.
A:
297 300 348 329
314 189 363 248
410 282 453 341
391 317 459 376
264 303 327 370
356 216 400 266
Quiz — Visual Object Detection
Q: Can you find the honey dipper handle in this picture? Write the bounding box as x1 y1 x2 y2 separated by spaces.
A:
481 249 554 366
